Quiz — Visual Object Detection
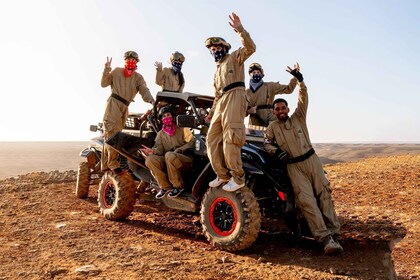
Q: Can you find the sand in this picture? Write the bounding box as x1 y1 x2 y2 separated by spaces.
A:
0 142 90 180
1 142 419 180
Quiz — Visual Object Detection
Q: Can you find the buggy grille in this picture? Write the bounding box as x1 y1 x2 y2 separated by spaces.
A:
125 116 140 129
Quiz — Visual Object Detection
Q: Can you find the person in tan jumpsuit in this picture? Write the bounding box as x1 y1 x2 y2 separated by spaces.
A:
101 51 155 174
246 63 297 126
154 51 186 93
264 63 343 255
204 12 256 192
140 106 195 199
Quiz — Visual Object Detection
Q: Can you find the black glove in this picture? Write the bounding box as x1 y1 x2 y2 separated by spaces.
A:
274 148 291 164
289 69 304 82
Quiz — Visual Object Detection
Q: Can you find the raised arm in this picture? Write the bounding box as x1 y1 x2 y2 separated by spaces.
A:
286 63 307 119
229 13 256 65
268 77 298 97
101 57 113 87
154 61 164 86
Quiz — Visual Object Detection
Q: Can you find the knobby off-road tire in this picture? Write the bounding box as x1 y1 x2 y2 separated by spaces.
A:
98 172 136 220
200 186 261 251
75 162 90 198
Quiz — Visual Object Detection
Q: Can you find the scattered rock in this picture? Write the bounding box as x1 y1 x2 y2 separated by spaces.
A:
75 265 101 276
56 223 66 229
256 257 265 263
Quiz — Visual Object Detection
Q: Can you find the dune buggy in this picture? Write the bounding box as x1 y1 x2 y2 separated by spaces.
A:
92 91 309 251
75 113 142 198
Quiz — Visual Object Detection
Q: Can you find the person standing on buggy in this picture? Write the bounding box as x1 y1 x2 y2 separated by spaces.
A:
140 106 195 199
246 62 297 126
204 12 256 192
100 51 155 175
264 63 343 255
154 51 186 93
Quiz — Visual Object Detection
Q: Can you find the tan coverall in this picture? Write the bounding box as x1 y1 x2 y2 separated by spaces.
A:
246 79 297 126
145 127 194 190
264 81 340 241
101 67 154 171
206 25 256 185
155 67 184 92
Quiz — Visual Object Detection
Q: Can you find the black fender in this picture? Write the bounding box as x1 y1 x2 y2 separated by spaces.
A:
79 146 101 161
241 146 294 211
191 162 216 200
106 131 153 168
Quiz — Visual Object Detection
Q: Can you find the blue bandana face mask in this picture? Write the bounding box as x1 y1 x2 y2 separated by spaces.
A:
172 62 182 73
212 49 226 62
252 74 263 83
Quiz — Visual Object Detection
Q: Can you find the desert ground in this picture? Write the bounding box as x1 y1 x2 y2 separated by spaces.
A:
0 142 419 279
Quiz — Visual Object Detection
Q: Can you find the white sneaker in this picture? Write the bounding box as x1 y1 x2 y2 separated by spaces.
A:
209 177 229 188
323 235 343 255
222 178 245 192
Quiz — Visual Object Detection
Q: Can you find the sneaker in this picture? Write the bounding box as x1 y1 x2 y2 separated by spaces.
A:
323 235 343 255
222 178 245 192
155 189 168 199
209 177 229 188
168 188 184 198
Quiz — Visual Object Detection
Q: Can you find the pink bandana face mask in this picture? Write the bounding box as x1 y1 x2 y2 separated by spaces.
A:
162 116 176 136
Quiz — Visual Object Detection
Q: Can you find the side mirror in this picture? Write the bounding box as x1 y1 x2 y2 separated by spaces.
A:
176 115 196 128
90 125 98 132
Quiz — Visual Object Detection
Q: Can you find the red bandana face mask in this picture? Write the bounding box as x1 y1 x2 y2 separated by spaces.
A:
124 60 137 77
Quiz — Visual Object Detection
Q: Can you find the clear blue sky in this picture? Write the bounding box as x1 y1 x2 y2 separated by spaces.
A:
0 0 419 142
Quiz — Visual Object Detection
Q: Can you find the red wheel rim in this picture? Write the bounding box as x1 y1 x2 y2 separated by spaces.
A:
209 197 237 236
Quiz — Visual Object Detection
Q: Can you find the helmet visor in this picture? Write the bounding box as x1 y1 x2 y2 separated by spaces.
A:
249 63 263 74
205 37 231 50
171 52 185 62
124 51 139 62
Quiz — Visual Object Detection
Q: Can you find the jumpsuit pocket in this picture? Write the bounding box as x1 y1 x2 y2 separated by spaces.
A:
224 122 245 147
322 176 332 194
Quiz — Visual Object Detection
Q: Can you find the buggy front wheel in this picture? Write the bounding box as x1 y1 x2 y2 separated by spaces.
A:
200 186 261 251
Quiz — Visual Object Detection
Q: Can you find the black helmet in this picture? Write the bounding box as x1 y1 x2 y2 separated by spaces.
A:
158 106 174 120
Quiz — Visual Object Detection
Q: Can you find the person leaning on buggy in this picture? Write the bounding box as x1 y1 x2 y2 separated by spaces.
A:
264 63 343 255
139 106 195 199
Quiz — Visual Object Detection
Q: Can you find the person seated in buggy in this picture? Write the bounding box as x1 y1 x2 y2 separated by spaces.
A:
139 106 195 199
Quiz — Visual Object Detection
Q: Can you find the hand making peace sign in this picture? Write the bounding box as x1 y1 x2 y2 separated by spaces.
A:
105 56 112 68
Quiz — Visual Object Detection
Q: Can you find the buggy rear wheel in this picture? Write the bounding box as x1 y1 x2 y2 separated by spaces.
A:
200 186 261 251
75 162 90 198
98 172 136 220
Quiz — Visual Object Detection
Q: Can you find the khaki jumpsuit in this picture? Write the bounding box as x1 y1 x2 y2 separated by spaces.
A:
206 25 256 185
101 67 154 171
145 127 194 190
155 67 185 92
264 81 340 241
246 79 297 126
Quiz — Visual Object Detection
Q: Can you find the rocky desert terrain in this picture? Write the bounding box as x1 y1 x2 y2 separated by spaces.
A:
0 143 419 279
